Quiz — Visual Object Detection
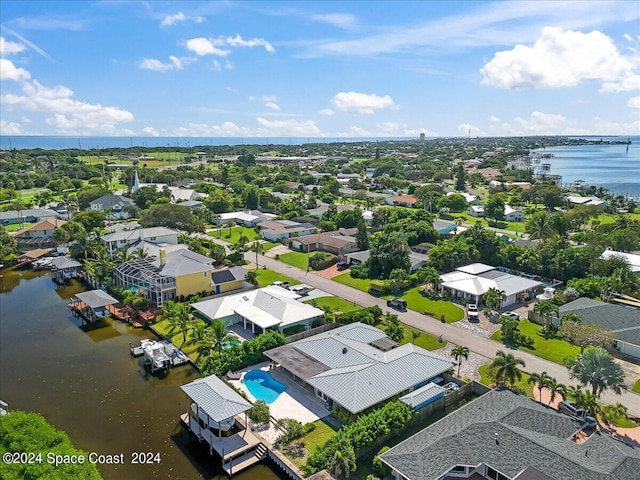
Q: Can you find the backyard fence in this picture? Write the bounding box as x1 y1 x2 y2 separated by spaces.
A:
286 322 343 342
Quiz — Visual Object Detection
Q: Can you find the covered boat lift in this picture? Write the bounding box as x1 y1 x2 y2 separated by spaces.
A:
69 289 119 322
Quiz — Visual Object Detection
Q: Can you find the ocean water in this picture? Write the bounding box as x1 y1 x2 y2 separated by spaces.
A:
533 136 640 198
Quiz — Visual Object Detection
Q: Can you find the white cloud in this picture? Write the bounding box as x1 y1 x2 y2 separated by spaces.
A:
212 59 222 72
226 34 275 53
172 121 252 137
185 38 230 57
341 126 372 137
600 74 640 93
628 96 640 109
514 111 567 133
481 27 635 89
0 58 31 81
2 80 134 135
378 122 399 134
331 91 395 115
142 126 159 136
262 95 277 102
0 37 26 55
457 123 486 136
256 117 322 136
319 108 335 116
489 116 501 122
161 12 203 27
139 56 194 71
264 102 280 111
0 119 31 135
312 13 356 29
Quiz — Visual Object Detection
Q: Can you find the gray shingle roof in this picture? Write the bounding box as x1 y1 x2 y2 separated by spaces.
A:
181 375 250 422
89 194 134 209
559 297 640 347
381 388 640 480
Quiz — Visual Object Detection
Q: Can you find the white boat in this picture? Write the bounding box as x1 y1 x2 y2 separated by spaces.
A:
141 340 171 372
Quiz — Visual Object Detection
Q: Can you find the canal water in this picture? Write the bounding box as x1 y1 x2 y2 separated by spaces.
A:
0 267 286 480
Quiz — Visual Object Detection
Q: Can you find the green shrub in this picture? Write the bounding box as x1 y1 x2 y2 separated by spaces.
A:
200 331 286 376
368 279 389 296
349 262 369 278
309 252 338 270
373 446 391 477
248 400 271 425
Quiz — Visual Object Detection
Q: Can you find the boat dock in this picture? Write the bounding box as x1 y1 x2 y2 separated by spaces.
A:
131 339 190 373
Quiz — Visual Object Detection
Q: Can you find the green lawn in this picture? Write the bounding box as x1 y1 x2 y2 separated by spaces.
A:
633 379 640 394
208 226 261 245
491 320 581 365
395 288 465 322
261 242 280 251
449 212 526 233
252 268 299 288
304 296 360 313
300 419 337 452
332 272 372 292
278 251 310 270
152 318 206 363
593 212 640 225
479 363 534 397
4 222 33 231
399 323 445 351
614 415 638 428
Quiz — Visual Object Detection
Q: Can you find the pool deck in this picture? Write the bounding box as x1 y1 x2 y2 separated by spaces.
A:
229 362 330 444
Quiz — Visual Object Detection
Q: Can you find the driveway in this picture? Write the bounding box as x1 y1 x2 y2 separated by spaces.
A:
243 252 640 417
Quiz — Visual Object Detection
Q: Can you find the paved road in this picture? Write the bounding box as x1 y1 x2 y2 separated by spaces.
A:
245 251 640 417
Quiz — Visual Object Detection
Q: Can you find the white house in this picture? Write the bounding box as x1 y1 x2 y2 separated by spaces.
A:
504 205 524 222
467 205 485 217
191 286 325 333
101 226 179 254
258 220 316 242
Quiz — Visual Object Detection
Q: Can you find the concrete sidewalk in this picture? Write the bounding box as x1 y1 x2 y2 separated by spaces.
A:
245 252 640 417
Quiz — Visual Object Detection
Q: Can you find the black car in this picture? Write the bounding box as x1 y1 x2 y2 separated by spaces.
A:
336 261 350 271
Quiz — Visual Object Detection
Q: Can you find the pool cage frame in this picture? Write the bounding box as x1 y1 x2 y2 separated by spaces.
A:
113 257 176 307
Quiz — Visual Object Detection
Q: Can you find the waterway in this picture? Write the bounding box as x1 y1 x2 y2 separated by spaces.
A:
0 267 286 480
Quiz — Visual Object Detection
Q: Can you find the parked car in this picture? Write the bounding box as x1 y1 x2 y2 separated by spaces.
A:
387 298 408 310
336 261 350 271
467 303 479 321
558 401 597 427
501 311 520 320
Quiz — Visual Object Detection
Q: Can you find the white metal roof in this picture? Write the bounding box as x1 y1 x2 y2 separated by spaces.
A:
442 264 542 297
600 250 640 273
74 289 119 308
400 382 446 408
181 375 250 422
191 286 324 329
456 263 495 275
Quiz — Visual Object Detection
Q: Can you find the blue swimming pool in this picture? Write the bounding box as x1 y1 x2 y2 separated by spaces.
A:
223 339 242 349
243 370 286 404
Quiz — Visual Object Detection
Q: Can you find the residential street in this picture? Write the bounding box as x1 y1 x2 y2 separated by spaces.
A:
244 251 640 417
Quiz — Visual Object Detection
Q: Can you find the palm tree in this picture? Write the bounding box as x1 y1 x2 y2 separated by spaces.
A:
382 313 404 343
578 391 601 417
483 287 506 311
525 211 553 241
567 347 626 396
560 313 582 324
210 319 234 352
131 246 149 260
491 350 526 387
534 301 559 327
566 384 586 405
328 442 357 479
527 371 552 402
546 378 566 405
185 323 213 360
600 403 628 429
451 345 470 378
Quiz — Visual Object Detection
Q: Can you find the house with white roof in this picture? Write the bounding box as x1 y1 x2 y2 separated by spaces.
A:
467 205 485 217
101 226 179 254
258 220 316 242
264 322 456 414
600 249 640 274
191 285 325 334
439 263 542 307
217 210 277 227
566 195 608 207
503 205 524 222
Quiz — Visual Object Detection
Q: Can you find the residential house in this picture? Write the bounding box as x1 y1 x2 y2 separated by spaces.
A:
380 387 638 480
559 297 640 359
599 249 640 274
447 191 479 204
566 195 608 207
467 205 485 217
432 219 458 235
114 249 246 307
503 205 524 222
101 226 179 254
177 200 204 211
264 322 456 414
217 210 277 227
439 263 542 307
308 202 357 218
12 218 65 249
0 208 59 226
191 285 324 334
345 249 429 273
258 220 316 242
387 194 418 208
289 228 360 257
89 194 135 220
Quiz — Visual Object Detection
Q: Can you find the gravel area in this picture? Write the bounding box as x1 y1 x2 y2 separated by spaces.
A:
432 343 490 382
452 314 501 338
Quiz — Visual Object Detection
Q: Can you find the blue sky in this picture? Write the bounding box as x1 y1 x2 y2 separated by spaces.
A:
1 1 638 138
